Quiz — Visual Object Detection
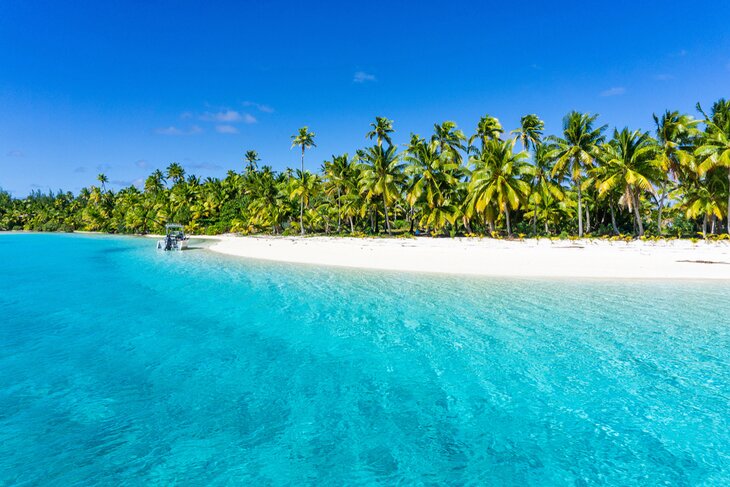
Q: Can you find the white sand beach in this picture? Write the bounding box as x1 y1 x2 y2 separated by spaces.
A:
198 235 730 280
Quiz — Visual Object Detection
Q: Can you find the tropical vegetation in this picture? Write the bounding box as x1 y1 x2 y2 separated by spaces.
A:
2 101 730 239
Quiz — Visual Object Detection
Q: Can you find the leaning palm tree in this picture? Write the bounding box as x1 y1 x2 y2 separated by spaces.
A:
291 127 316 234
359 145 404 234
653 110 699 234
511 114 545 152
695 99 730 233
366 117 394 147
593 128 660 236
468 139 530 236
548 111 606 237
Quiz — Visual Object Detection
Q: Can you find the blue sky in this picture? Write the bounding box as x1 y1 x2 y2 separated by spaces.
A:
1 0 729 196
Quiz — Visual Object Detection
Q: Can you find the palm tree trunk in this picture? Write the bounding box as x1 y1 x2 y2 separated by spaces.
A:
336 187 342 233
409 205 415 233
382 193 391 235
632 189 644 236
349 216 355 234
657 182 667 235
585 205 591 234
711 215 717 235
504 207 511 236
577 178 584 237
300 148 305 236
727 169 730 234
703 214 708 239
609 199 619 235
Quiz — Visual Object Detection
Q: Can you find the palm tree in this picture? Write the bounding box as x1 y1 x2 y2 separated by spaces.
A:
359 145 404 234
695 99 730 233
593 128 660 236
244 150 260 172
322 154 357 232
291 127 316 234
548 111 606 237
97 173 108 191
289 170 320 234
468 139 530 236
166 162 186 186
469 114 503 152
432 121 467 164
525 143 564 235
511 114 545 152
144 169 166 194
684 185 724 238
404 137 460 234
653 110 699 234
366 117 394 147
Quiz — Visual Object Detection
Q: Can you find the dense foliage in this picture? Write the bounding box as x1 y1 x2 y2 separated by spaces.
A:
2 101 730 239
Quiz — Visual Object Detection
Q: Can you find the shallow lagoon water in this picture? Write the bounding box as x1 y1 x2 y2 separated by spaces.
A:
1 233 729 485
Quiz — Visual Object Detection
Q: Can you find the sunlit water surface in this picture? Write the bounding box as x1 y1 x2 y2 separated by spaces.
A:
1 233 729 485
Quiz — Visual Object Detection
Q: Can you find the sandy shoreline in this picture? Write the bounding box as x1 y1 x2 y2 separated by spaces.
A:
194 235 730 280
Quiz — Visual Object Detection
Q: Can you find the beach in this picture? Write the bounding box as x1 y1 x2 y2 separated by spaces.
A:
199 235 730 280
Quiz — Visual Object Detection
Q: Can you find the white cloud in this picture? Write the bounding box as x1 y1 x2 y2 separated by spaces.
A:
600 87 626 97
215 124 239 134
200 110 243 122
135 159 149 168
154 125 203 135
353 71 376 83
6 150 24 157
243 101 274 113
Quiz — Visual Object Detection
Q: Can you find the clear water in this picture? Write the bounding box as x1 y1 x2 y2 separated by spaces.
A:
1 233 729 486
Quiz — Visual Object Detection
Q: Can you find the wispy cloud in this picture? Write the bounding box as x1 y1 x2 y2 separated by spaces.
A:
135 159 149 169
180 111 193 120
600 86 626 97
215 124 239 134
200 110 243 123
6 149 24 157
73 166 87 173
654 74 674 81
353 71 376 83
243 101 274 113
96 163 113 171
155 125 203 136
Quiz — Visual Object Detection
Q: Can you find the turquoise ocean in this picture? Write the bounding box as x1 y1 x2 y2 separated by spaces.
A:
1 233 729 485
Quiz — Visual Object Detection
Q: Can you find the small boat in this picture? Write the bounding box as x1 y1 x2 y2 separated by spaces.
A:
157 224 189 251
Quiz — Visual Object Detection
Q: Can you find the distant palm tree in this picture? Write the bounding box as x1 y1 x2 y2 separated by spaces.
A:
359 145 404 234
549 111 606 237
166 162 186 186
468 139 530 236
594 128 660 236
97 173 108 191
432 121 467 165
291 127 316 234
469 115 503 152
512 114 545 152
244 150 260 172
366 117 394 147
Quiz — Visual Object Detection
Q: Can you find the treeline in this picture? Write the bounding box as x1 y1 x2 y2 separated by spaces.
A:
1 100 729 239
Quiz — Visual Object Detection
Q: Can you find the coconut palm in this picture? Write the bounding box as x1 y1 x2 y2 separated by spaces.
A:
593 128 660 236
525 143 564 235
511 114 545 152
432 121 467 164
291 127 316 234
548 111 606 237
244 150 260 172
97 173 108 191
289 170 320 234
366 117 394 148
653 110 699 234
695 99 730 233
469 115 503 152
468 139 530 236
359 145 404 234
166 162 186 186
